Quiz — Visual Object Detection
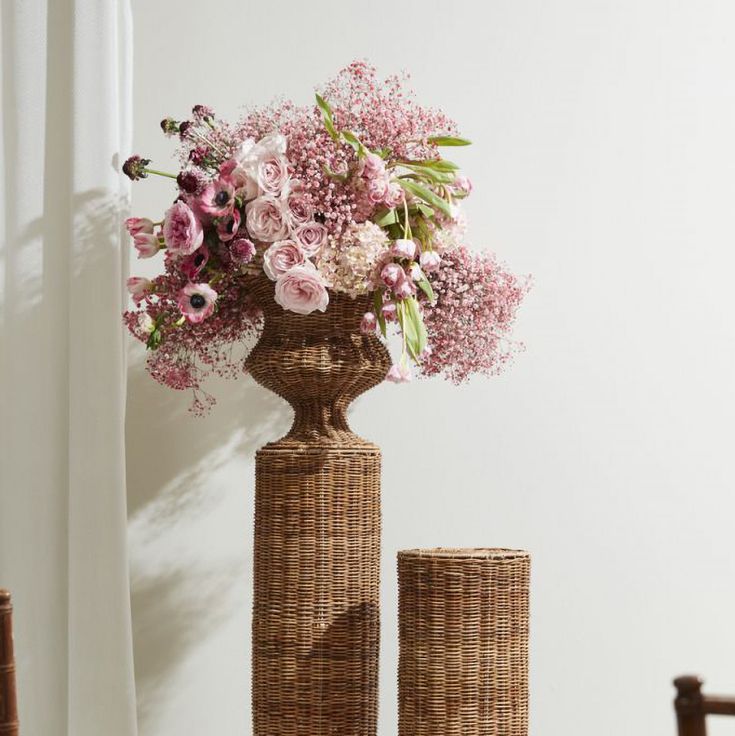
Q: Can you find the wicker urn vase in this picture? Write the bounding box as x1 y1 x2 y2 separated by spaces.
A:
245 277 391 736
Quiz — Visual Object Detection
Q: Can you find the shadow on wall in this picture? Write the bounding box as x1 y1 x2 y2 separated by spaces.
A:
126 350 291 728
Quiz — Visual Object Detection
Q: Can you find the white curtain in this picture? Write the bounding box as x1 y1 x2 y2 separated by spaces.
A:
0 2 138 735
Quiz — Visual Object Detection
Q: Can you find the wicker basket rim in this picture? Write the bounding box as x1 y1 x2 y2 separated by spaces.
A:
398 547 529 560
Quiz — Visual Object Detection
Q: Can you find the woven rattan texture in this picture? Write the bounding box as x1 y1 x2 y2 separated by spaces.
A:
0 591 18 736
398 548 530 736
248 277 390 736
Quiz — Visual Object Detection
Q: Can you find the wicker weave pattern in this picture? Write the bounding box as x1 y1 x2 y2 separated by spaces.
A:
0 591 18 736
398 548 530 736
247 277 390 736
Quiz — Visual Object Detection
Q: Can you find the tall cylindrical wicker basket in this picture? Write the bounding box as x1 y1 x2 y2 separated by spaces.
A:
0 590 19 736
398 548 530 736
246 277 391 736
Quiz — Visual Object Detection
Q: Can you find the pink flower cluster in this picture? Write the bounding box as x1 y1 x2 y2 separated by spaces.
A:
121 62 528 413
421 246 530 383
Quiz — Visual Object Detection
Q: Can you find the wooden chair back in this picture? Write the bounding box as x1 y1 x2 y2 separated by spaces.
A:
0 590 18 735
675 675 735 736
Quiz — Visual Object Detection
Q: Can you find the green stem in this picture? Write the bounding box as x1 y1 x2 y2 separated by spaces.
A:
144 168 177 180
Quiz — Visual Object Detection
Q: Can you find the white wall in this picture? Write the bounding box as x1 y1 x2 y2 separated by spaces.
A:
127 2 735 734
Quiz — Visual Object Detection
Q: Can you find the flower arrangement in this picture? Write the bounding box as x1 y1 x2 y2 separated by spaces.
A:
123 61 528 414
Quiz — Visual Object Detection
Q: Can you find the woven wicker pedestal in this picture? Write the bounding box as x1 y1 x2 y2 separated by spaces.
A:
247 278 390 736
398 548 530 736
0 591 19 736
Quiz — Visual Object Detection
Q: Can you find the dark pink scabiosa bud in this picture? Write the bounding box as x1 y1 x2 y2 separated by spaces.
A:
178 121 193 139
160 118 180 136
177 170 205 195
192 104 215 122
189 146 210 165
230 237 256 265
122 155 151 181
180 245 210 281
177 283 217 323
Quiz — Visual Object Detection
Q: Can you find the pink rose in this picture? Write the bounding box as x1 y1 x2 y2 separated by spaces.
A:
285 187 314 229
419 250 441 272
292 222 328 256
274 263 329 315
380 262 405 289
133 232 160 259
180 245 209 280
360 312 377 334
263 240 307 281
177 282 218 323
126 276 152 304
125 217 154 236
257 155 290 197
163 201 203 256
392 238 417 260
230 237 256 265
245 195 289 242
386 362 412 383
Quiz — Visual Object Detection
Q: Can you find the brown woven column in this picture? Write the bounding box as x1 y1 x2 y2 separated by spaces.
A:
247 276 390 736
0 590 19 736
398 548 530 736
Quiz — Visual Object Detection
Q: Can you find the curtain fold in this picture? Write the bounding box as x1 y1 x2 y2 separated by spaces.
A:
0 2 138 735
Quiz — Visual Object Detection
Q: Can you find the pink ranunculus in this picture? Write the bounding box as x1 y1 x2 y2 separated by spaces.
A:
380 262 405 289
292 222 328 256
127 276 152 304
177 282 218 323
245 195 289 242
198 178 235 217
392 238 417 260
230 237 256 265
360 311 377 334
125 217 154 236
394 277 417 300
162 201 203 256
419 250 441 272
274 263 329 315
180 245 210 280
357 152 386 180
133 232 160 259
216 208 241 242
263 240 307 281
386 362 412 383
257 154 290 197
